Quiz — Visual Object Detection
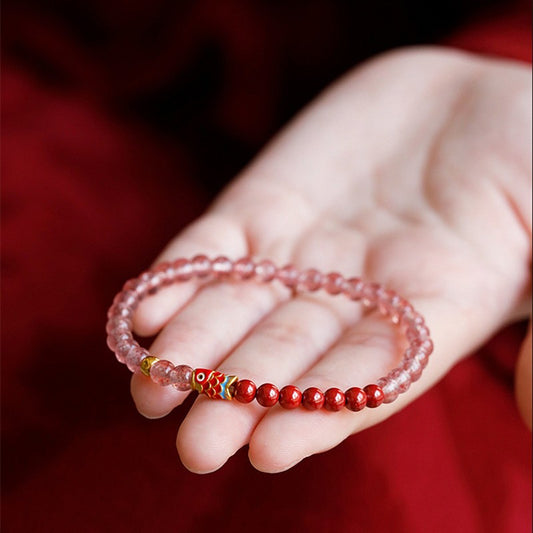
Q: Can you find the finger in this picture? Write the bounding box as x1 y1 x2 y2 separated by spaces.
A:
132 213 248 336
131 277 287 418
176 291 365 473
247 297 477 473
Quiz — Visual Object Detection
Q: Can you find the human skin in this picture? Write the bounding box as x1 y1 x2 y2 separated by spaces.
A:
129 47 532 473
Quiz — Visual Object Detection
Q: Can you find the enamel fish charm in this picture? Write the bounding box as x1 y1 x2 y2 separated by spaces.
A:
191 368 238 400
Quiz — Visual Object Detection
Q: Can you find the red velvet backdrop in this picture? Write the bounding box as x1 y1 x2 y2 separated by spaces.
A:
2 1 531 532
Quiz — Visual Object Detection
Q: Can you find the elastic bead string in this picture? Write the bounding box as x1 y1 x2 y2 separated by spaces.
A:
106 255 434 412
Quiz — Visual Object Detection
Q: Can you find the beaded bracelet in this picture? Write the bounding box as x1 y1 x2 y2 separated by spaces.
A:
106 255 433 411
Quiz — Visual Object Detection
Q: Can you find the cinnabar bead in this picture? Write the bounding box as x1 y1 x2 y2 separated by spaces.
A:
256 383 279 407
279 385 302 409
302 387 325 410
324 388 345 411
363 384 385 408
234 380 257 403
345 387 367 411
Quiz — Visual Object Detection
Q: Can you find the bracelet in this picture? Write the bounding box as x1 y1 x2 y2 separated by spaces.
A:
106 255 433 412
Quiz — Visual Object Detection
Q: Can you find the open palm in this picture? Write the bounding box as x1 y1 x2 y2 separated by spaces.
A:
130 47 531 473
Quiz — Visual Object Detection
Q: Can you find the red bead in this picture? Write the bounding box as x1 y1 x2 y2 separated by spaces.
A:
363 384 384 408
256 383 279 407
279 385 302 409
324 388 345 411
234 380 257 403
345 387 367 411
302 387 325 410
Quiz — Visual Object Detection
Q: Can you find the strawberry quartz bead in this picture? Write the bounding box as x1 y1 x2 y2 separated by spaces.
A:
279 385 303 409
302 387 325 410
407 324 430 342
277 265 300 289
364 384 385 408
299 268 323 291
139 270 164 293
256 383 279 407
106 332 131 351
233 257 255 279
345 387 367 411
150 360 175 386
255 260 277 282
234 379 257 403
172 258 194 281
377 378 399 404
343 278 364 300
125 346 150 373
120 283 146 301
153 261 173 285
169 365 193 391
115 341 135 364
413 338 434 354
191 255 211 278
212 256 233 276
402 357 423 382
378 290 403 324
324 388 345 411
361 283 384 307
324 273 345 295
387 368 411 394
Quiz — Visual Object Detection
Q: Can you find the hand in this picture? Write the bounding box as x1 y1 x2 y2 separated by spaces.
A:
130 47 532 473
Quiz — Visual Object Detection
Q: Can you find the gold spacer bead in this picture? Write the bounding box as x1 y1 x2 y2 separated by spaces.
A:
140 356 159 377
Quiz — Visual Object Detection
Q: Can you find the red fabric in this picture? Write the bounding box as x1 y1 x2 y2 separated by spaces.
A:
2 2 531 532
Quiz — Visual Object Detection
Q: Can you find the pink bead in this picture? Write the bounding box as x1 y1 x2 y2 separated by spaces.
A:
150 360 175 386
212 256 233 276
107 304 117 320
191 255 211 278
399 303 415 325
361 282 384 306
415 350 430 369
153 262 173 285
255 260 276 282
125 346 149 373
324 272 344 295
127 279 151 298
107 332 131 352
406 324 430 342
277 264 299 288
169 365 193 391
106 334 118 351
140 270 164 292
112 305 133 320
115 341 135 364
106 317 131 335
402 311 425 330
233 257 255 279
299 268 323 291
172 258 194 281
402 357 423 382
412 338 434 354
387 368 411 394
378 290 402 323
377 377 399 404
343 277 364 300
115 289 138 308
